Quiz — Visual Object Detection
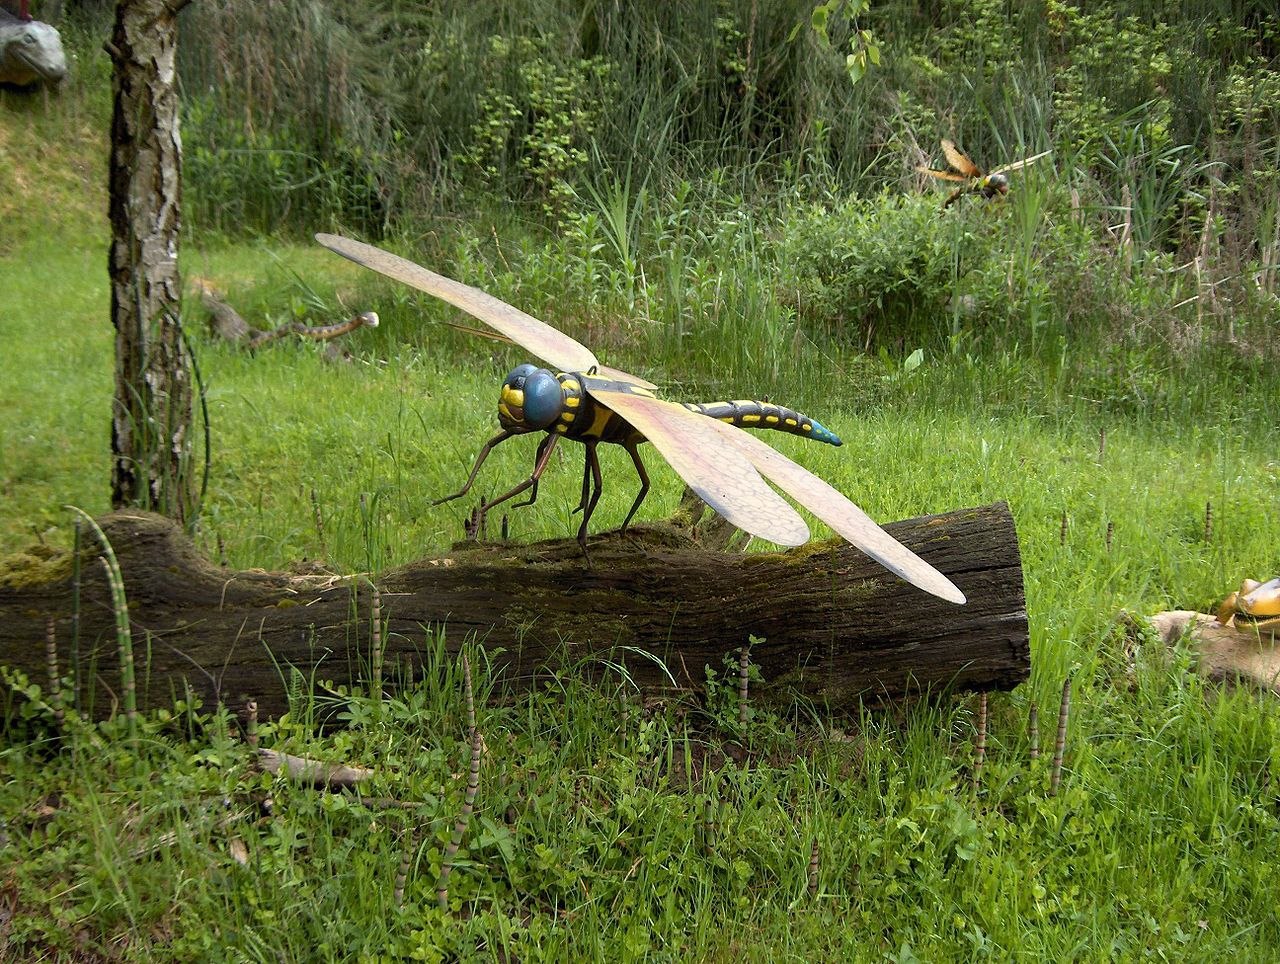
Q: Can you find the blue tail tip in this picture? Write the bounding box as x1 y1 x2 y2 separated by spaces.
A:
811 419 842 446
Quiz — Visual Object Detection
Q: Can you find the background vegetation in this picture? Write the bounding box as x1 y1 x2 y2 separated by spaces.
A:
1 0 1278 959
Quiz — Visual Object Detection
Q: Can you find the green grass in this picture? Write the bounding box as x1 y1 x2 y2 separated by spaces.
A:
4 54 1280 962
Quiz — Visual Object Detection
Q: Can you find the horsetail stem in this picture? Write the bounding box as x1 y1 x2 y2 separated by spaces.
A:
463 653 476 740
1050 678 1071 796
438 654 482 910
370 585 383 700
310 487 327 558
245 700 259 750
45 616 64 727
394 824 417 908
1029 700 1040 761
973 691 988 791
438 727 482 910
100 555 137 743
807 838 820 897
71 518 82 713
738 643 750 728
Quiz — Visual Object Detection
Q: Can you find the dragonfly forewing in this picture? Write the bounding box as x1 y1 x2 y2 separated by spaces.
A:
941 139 981 178
699 416 966 604
317 234 658 387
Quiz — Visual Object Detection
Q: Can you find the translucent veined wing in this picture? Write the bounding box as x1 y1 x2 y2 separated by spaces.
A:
583 382 810 548
989 149 1052 177
698 416 966 604
915 166 969 183
316 233 657 389
941 139 982 178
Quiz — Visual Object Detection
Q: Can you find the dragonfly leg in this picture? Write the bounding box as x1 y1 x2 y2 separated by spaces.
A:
576 442 603 551
433 430 514 506
572 447 592 515
512 434 556 510
619 439 650 534
478 433 561 514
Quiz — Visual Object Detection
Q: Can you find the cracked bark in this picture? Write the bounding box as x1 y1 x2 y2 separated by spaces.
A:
0 503 1029 719
107 0 192 523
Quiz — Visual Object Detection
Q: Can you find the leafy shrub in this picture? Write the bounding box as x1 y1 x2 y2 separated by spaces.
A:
778 192 961 348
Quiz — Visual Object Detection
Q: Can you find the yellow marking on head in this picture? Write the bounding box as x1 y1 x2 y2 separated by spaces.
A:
498 401 514 421
564 395 581 408
501 385 524 406
784 418 798 427
742 414 761 424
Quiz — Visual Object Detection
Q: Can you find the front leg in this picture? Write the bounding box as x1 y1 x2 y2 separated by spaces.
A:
478 432 561 515
512 434 557 510
433 430 514 507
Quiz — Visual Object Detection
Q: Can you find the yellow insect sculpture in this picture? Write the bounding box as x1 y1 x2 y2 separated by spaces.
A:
1216 578 1280 634
316 234 966 605
917 139 1051 208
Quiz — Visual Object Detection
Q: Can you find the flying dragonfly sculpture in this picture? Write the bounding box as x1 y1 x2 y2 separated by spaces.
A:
917 139 1051 209
316 234 966 604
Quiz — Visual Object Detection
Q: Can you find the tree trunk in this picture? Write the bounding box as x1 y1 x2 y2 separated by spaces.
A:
107 0 192 523
0 503 1029 720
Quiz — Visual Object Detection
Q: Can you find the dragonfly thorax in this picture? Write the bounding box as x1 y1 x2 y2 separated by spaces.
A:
982 172 1010 196
498 363 564 432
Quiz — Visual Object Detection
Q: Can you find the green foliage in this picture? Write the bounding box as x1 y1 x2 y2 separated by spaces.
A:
779 192 957 347
462 36 617 222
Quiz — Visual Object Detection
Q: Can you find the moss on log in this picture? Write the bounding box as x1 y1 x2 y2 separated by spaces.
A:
0 503 1028 718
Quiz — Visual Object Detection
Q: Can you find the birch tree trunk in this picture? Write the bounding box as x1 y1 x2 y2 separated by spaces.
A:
107 0 192 523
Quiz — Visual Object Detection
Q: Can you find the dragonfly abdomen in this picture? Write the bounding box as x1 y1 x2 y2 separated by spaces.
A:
683 400 842 446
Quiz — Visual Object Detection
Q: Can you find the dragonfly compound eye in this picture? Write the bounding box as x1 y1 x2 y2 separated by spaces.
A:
498 365 563 430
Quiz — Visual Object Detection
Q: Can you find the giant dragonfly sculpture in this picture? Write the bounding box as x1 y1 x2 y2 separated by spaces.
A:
317 234 966 604
917 139 1051 209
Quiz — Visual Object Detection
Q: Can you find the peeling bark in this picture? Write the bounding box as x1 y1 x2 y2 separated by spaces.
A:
0 503 1029 719
107 0 192 523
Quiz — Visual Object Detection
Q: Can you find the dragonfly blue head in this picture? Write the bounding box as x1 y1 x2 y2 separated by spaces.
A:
498 364 563 432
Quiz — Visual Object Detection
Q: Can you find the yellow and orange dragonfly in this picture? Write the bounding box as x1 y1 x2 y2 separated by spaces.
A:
917 139 1051 208
316 234 966 604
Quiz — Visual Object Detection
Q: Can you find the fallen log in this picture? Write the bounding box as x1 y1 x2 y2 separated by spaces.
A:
0 503 1028 719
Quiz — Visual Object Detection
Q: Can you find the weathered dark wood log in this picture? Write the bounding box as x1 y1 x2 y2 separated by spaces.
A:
0 503 1027 719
